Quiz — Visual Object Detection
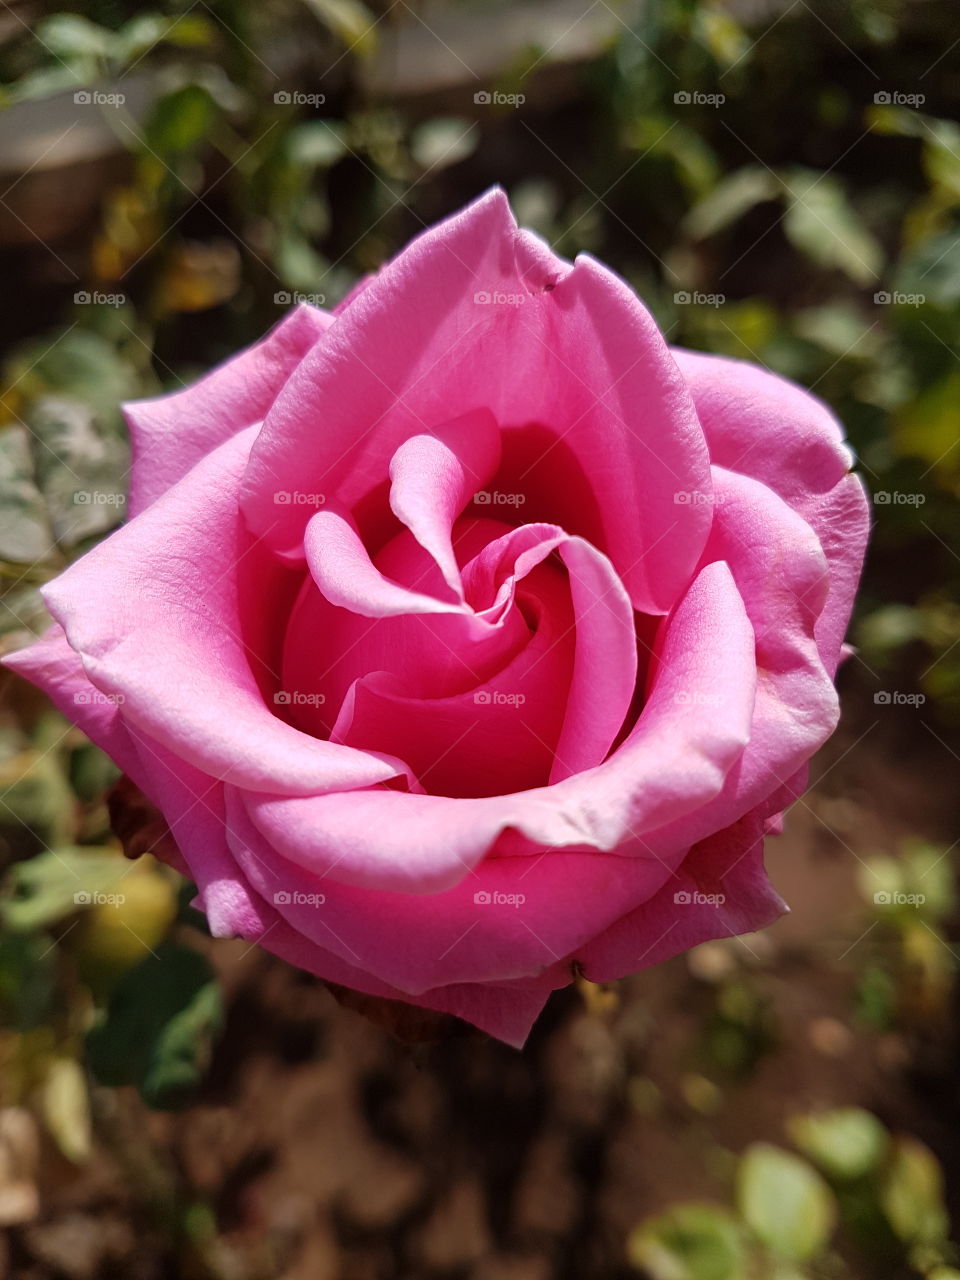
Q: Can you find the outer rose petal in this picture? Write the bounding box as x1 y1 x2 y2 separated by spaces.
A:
645 464 839 853
798 471 871 678
124 303 332 516
672 348 870 675
39 427 412 796
4 626 151 799
576 811 786 980
242 189 712 614
220 881 568 1047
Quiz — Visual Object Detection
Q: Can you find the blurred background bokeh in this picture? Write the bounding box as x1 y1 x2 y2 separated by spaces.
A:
0 1 959 1276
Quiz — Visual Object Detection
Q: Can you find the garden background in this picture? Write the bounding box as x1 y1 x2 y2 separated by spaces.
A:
1 1 959 1276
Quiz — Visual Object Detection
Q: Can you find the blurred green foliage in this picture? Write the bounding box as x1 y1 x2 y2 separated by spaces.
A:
629 1110 958 1279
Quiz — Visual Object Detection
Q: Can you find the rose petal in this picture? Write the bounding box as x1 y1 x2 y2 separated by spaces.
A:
576 811 786 980
125 304 332 516
40 427 412 796
388 409 502 598
673 348 870 674
242 189 712 614
236 560 756 906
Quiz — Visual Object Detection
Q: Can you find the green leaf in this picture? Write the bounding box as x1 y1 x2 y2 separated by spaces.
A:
0 739 76 850
410 118 478 172
35 14 116 60
788 1109 889 1181
902 841 956 921
41 1057 91 1164
26 397 129 549
894 372 960 486
145 85 218 154
115 13 215 62
299 0 379 55
627 1203 746 1280
896 230 960 309
880 1138 950 1246
782 170 883 286
2 848 129 932
0 426 56 564
5 328 139 420
737 1143 836 1261
793 304 883 359
0 932 57 1030
275 228 330 292
683 167 779 240
86 943 223 1110
287 120 348 168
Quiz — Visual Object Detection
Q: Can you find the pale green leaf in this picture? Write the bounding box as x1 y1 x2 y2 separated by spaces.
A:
737 1143 836 1261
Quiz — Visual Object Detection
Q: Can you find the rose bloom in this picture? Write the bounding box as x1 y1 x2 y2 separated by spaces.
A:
6 192 869 1045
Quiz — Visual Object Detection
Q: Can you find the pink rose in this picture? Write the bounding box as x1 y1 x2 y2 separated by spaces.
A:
5 191 869 1046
